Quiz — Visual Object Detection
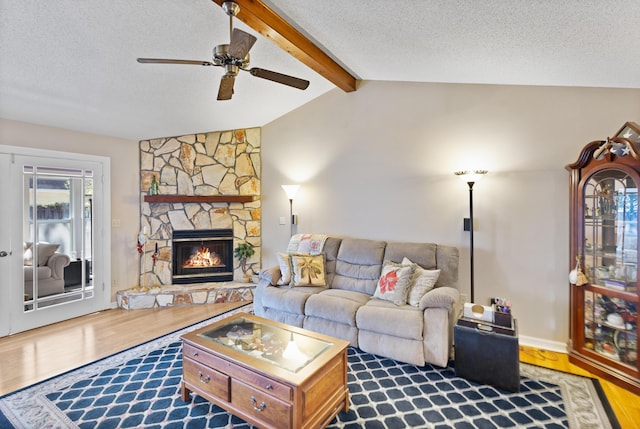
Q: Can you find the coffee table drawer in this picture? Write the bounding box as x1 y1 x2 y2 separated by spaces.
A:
231 362 292 402
231 379 292 429
183 357 230 402
184 342 292 402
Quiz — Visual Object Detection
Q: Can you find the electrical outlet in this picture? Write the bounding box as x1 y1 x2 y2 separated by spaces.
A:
112 219 121 228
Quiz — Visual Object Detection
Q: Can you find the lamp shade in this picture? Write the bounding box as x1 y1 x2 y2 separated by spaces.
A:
281 184 300 200
454 170 488 183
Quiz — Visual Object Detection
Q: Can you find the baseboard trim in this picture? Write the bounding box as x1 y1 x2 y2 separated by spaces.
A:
519 335 568 353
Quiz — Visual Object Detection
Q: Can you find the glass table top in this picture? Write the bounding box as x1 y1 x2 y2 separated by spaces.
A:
197 315 333 372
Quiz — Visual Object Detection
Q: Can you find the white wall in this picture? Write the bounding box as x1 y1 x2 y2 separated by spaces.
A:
262 81 640 348
0 118 140 300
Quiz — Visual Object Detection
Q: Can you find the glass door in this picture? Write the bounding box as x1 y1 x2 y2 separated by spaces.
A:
0 146 110 335
581 167 639 369
22 165 94 310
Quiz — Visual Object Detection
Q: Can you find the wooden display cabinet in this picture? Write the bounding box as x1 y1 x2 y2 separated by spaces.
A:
566 122 640 395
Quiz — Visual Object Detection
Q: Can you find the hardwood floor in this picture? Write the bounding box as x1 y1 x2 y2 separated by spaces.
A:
0 302 247 397
1 305 638 428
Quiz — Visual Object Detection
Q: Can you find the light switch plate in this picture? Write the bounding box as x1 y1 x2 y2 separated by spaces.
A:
279 216 286 225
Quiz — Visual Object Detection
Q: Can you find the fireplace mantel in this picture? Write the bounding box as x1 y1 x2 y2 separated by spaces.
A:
144 195 256 203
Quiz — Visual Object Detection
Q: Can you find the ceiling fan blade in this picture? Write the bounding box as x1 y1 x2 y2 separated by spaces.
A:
229 28 257 59
137 58 215 66
248 68 310 90
217 75 236 100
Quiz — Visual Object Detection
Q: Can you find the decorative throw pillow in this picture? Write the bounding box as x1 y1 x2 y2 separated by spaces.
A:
276 253 293 285
402 257 441 307
291 253 326 286
27 242 60 267
23 242 33 266
373 261 415 305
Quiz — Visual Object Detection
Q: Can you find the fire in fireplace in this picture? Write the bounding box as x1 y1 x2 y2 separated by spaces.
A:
172 229 233 284
183 246 223 268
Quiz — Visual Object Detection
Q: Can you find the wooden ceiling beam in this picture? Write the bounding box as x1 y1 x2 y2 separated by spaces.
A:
211 0 357 92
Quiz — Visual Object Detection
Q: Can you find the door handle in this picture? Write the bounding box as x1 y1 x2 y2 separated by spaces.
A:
0 251 9 257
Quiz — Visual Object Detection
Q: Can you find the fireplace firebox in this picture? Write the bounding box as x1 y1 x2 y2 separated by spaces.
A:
172 229 233 284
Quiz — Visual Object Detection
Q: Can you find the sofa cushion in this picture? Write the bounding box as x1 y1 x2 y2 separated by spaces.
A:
261 285 325 314
291 253 326 286
373 261 414 305
356 299 424 340
385 241 458 289
23 266 52 281
384 242 437 269
317 237 340 286
304 289 371 326
331 238 385 295
435 245 460 288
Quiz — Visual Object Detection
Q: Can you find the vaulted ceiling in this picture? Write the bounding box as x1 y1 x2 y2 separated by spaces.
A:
1 1 638 141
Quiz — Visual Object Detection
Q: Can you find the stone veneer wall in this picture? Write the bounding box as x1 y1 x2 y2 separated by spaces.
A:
139 128 260 286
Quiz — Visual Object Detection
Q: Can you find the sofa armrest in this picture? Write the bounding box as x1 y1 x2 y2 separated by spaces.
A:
259 265 282 286
48 253 71 279
419 286 460 311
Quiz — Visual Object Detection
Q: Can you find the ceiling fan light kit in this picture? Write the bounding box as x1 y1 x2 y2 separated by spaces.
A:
136 1 310 101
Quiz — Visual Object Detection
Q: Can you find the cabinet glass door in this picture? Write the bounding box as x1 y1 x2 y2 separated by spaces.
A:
582 168 638 366
583 169 637 292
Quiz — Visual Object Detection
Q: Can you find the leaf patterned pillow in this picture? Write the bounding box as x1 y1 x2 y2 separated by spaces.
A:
373 261 415 305
291 253 326 286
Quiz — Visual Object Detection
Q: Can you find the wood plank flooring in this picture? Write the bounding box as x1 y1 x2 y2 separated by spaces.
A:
1 305 638 428
0 302 247 396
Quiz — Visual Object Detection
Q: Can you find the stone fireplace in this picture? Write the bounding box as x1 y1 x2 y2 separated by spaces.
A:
139 128 261 287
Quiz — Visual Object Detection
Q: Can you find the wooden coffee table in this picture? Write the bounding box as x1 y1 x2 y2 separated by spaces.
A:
180 312 350 429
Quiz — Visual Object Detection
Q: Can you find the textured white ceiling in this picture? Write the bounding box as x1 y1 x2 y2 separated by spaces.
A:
1 0 638 141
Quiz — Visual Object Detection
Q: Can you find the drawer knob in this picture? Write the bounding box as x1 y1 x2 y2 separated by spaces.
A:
192 351 199 357
265 383 273 390
198 371 211 384
251 396 267 412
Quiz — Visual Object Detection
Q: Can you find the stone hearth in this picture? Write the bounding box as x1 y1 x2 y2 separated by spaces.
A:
139 128 261 287
116 282 255 310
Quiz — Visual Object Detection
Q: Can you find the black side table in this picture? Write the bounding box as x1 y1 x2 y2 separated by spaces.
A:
64 259 91 287
454 318 520 392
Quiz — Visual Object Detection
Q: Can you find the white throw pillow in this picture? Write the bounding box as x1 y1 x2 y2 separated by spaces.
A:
402 257 441 307
24 242 33 266
23 242 60 267
276 253 292 285
36 242 60 267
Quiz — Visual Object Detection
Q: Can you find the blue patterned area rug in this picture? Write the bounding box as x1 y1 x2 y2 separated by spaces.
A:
0 307 618 429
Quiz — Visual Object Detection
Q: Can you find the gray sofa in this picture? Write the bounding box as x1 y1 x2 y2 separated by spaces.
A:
24 252 71 298
254 236 461 367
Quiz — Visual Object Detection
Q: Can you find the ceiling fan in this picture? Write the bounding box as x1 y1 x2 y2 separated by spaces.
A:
137 1 310 100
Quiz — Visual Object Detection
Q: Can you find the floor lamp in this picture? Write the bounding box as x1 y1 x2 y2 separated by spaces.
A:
455 170 487 303
281 185 300 237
